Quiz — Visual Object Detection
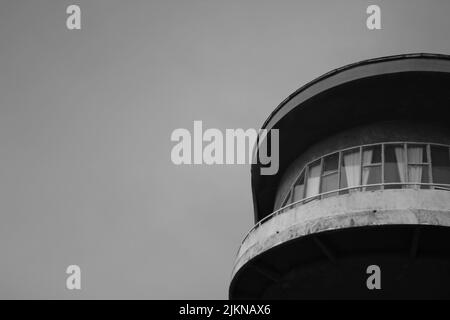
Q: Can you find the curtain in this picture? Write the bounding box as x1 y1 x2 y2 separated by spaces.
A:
408 147 423 183
344 151 361 189
306 165 321 198
362 149 373 185
395 147 406 183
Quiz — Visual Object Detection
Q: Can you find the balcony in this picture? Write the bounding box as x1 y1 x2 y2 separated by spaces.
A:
233 186 450 279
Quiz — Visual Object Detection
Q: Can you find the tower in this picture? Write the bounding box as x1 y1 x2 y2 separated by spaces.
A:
229 53 450 299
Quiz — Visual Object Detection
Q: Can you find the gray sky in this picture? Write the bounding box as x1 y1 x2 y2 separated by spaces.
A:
1 0 450 299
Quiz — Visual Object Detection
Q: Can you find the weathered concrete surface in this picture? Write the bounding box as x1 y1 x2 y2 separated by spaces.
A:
232 189 450 278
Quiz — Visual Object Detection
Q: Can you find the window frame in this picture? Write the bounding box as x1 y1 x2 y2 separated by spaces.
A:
279 142 450 210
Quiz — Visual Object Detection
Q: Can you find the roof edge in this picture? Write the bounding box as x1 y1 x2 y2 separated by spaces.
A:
261 53 450 131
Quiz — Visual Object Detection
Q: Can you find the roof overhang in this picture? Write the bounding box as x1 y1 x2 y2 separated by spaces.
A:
252 53 450 221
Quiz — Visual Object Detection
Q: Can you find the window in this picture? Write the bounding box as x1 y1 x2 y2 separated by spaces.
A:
279 142 450 211
384 144 405 189
407 144 429 188
362 145 382 190
431 145 450 187
321 153 339 196
282 190 292 207
340 148 361 193
306 161 321 198
292 172 305 202
282 171 306 207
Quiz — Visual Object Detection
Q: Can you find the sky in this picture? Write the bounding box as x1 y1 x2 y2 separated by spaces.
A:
0 0 450 299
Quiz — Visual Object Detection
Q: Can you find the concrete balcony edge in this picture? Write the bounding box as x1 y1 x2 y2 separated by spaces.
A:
231 189 450 279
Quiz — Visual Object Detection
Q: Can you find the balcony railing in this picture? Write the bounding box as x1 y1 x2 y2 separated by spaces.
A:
240 182 450 246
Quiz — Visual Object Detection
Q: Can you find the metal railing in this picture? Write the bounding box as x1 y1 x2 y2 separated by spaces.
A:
239 182 450 246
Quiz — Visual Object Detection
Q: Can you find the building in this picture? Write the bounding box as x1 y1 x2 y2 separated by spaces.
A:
229 53 450 299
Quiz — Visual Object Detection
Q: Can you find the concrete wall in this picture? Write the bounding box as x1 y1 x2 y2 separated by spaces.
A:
233 188 450 278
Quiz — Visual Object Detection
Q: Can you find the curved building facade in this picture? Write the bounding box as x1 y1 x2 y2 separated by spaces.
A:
229 53 450 299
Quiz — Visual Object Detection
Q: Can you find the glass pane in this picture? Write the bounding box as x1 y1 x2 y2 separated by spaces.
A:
339 163 348 193
363 165 381 185
362 166 382 191
363 145 381 165
408 164 429 184
321 172 338 194
340 148 361 190
422 165 430 187
306 161 321 198
407 144 427 164
293 185 304 202
431 145 450 185
406 164 430 189
323 153 339 174
384 144 405 189
292 172 305 202
282 190 292 207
